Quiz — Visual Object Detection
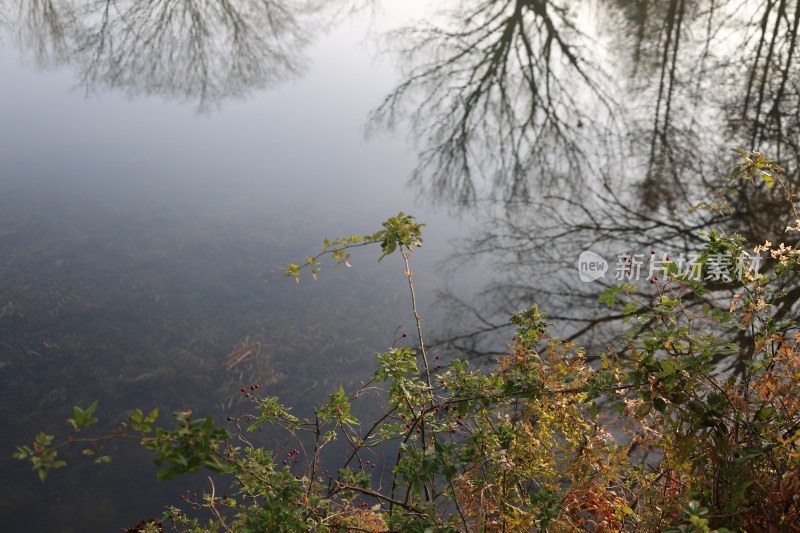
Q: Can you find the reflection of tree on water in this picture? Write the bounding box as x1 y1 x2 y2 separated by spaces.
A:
6 0 78 67
77 0 313 110
4 0 329 110
370 0 619 205
380 1 800 361
616 0 703 212
370 0 799 207
735 0 800 160
7 0 800 360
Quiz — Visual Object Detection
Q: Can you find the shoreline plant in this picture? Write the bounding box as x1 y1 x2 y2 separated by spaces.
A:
14 153 800 531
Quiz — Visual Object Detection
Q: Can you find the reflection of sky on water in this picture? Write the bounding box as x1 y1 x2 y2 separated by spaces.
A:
1 12 396 208
0 3 473 531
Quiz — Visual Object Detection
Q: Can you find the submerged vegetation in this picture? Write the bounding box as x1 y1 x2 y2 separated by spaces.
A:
14 153 800 531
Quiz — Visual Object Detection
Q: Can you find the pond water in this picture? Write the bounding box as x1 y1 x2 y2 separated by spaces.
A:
0 2 475 530
2 1 799 531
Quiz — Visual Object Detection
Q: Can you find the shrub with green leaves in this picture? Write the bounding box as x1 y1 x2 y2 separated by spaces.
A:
14 156 800 531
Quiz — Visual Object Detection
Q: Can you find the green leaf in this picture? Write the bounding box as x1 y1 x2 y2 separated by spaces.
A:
653 398 667 413
635 402 652 418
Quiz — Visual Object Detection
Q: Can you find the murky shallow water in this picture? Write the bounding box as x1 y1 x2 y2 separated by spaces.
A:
0 191 440 530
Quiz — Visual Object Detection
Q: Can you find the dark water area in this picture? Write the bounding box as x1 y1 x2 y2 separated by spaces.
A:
0 189 427 530
3 0 800 530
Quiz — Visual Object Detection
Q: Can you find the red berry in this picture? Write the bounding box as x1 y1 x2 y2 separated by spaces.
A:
240 387 246 392
401 332 408 337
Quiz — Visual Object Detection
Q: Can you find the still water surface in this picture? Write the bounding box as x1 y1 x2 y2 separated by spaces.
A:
0 2 471 530
3 0 800 530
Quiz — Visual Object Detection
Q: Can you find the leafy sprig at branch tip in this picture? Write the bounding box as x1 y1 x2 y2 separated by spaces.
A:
283 212 424 282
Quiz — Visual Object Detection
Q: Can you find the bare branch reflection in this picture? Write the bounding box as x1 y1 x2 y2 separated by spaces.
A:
420 1 800 362
75 0 312 110
732 0 800 163
369 0 620 205
8 0 78 67
3 0 370 110
6 0 800 365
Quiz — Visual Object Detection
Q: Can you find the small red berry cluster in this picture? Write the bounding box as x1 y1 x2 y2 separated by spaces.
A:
239 383 259 398
649 251 660 284
354 498 369 510
282 448 301 466
353 498 372 510
180 488 229 508
433 356 450 390
180 489 201 508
